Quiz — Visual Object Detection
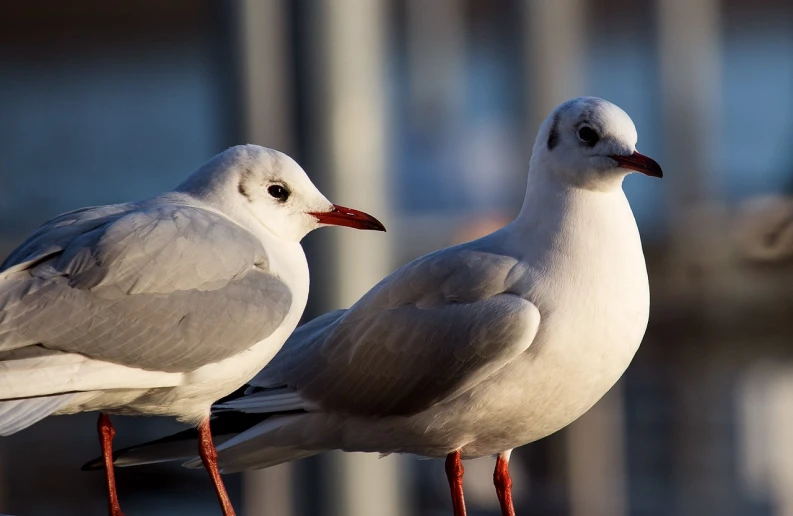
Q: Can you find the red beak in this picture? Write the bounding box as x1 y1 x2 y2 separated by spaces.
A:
311 204 386 232
610 151 663 178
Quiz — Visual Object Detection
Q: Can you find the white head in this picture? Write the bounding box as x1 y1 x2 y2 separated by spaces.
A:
176 145 385 241
530 97 662 191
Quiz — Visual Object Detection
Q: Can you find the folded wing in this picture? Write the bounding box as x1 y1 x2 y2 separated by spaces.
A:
245 246 540 418
0 201 292 376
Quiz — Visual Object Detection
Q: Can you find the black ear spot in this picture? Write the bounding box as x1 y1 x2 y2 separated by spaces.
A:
238 181 252 201
237 167 255 202
547 112 561 150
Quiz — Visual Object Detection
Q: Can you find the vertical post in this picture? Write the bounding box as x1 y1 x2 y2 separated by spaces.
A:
523 2 627 515
405 0 465 127
314 1 405 516
317 0 393 304
565 389 628 516
657 0 724 285
235 1 295 515
523 0 587 134
658 0 722 210
657 4 724 515
236 0 294 153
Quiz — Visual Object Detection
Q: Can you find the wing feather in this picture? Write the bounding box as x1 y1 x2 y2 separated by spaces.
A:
249 247 539 417
0 199 292 373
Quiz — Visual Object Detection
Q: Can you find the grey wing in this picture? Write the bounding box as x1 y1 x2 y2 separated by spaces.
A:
246 309 347 393
0 203 292 372
257 247 540 417
0 203 135 273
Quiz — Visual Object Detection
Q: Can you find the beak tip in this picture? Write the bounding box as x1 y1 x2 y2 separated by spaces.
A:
368 220 387 232
356 213 387 232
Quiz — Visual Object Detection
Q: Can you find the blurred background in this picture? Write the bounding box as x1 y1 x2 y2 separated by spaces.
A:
1 0 792 514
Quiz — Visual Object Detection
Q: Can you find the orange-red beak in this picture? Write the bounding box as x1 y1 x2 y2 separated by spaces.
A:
610 151 663 178
310 204 386 231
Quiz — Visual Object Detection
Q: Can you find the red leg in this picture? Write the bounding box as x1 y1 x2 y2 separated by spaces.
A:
97 413 124 516
445 450 467 516
494 451 515 516
198 419 236 516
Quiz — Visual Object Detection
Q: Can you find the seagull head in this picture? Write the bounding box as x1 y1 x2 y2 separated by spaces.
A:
531 97 663 191
178 145 386 241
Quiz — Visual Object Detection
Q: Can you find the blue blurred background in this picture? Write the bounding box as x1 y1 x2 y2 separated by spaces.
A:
1 0 793 515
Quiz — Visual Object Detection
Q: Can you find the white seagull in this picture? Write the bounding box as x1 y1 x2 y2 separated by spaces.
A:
0 145 385 516
89 97 661 516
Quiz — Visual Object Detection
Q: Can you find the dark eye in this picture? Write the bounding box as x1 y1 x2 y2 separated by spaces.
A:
267 184 290 202
577 126 600 146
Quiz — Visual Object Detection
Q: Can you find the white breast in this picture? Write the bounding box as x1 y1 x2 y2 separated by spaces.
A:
453 187 650 455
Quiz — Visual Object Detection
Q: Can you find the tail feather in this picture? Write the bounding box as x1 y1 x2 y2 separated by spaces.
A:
81 411 278 470
82 426 202 470
0 393 76 436
182 414 322 473
184 447 320 474
214 388 308 414
81 383 319 472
